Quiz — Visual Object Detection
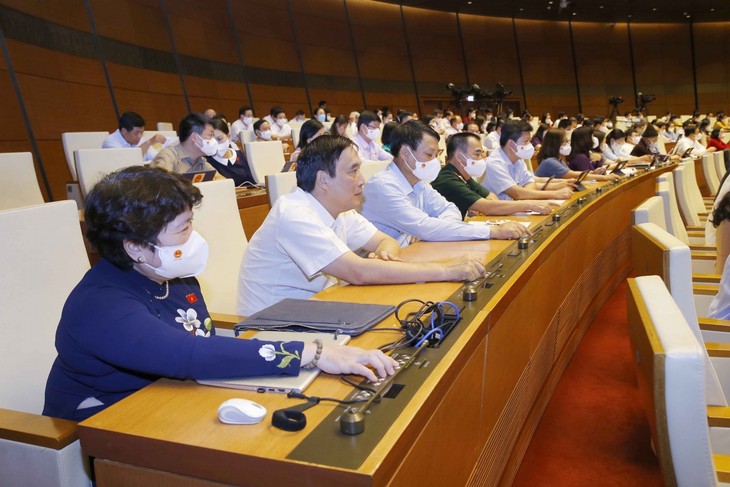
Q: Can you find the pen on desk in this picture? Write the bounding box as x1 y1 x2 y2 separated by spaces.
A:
541 176 554 191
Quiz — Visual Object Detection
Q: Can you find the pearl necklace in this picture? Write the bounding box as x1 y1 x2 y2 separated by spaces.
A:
152 281 170 300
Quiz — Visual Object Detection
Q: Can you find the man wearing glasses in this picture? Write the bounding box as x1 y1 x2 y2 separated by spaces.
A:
352 111 393 163
360 120 529 247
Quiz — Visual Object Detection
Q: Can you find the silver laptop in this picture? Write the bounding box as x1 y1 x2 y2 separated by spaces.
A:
197 331 350 393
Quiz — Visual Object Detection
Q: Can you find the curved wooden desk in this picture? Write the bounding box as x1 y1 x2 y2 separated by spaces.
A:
78 168 670 487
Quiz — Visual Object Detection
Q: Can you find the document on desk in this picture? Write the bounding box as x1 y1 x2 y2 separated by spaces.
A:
468 220 531 228
234 298 395 336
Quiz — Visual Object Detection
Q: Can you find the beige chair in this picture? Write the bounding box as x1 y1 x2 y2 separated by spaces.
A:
289 120 305 148
244 140 285 185
632 196 669 231
627 275 730 487
75 148 144 197
239 129 255 144
192 179 248 320
0 200 92 486
657 175 709 246
674 163 709 228
266 171 297 206
360 160 390 181
157 122 174 131
61 132 109 181
717 152 727 181
0 152 44 210
705 154 722 196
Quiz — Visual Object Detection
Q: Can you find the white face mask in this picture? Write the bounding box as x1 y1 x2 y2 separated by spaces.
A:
243 116 253 125
456 123 464 131
276 119 287 127
407 147 441 182
629 136 640 145
366 127 380 141
460 153 486 178
513 141 535 159
196 135 217 157
559 143 572 156
592 136 599 149
316 113 326 122
611 142 623 154
144 230 209 280
216 139 230 157
546 118 552 125
259 130 272 140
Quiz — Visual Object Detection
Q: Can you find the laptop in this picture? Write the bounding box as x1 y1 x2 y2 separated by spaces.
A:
183 170 217 183
610 159 629 175
196 331 351 393
573 170 590 191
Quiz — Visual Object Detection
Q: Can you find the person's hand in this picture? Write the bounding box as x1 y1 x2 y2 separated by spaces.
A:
525 201 553 214
601 172 620 181
551 187 573 200
640 155 653 163
313 344 399 382
551 178 578 190
367 250 402 262
442 254 486 281
589 152 602 163
491 221 531 240
592 166 606 175
150 133 167 145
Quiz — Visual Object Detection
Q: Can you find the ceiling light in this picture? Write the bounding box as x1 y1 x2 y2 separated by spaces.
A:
652 7 657 11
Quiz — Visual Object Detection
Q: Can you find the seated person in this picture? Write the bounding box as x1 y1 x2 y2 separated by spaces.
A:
347 111 360 138
484 118 503 152
230 105 254 143
43 166 397 421
352 110 393 163
480 120 574 201
465 122 481 135
237 135 487 316
205 118 255 186
360 121 529 246
443 116 462 139
330 115 348 137
620 128 640 156
150 113 223 178
432 132 555 219
312 107 327 123
675 124 716 157
102 111 166 161
708 128 730 152
535 129 619 182
630 123 660 157
715 113 730 131
380 122 398 154
567 126 605 172
290 109 307 123
288 119 326 167
709 192 730 319
263 106 293 141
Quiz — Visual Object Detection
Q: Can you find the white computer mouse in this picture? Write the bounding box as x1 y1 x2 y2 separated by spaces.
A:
217 398 267 425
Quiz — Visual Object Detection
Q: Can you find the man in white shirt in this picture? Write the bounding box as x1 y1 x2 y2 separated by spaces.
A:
102 111 166 161
352 111 393 164
237 135 486 316
230 106 254 143
263 106 293 140
484 118 503 152
481 120 573 201
675 124 715 158
360 121 529 247
443 115 462 140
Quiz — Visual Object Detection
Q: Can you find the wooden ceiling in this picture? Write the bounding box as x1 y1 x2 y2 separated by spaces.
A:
375 0 730 23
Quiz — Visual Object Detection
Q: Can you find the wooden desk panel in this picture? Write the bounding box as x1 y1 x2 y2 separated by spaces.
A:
79 168 672 487
235 190 269 240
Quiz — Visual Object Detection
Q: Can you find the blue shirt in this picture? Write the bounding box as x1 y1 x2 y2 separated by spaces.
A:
481 148 535 200
44 259 303 421
535 157 570 179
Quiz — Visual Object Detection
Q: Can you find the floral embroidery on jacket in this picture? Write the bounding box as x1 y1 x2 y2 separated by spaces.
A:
258 343 301 368
175 308 211 337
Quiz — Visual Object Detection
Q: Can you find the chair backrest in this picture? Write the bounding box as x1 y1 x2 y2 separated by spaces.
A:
61 131 109 181
438 136 447 163
656 136 668 154
683 160 709 216
703 154 721 195
266 172 297 207
244 140 285 185
673 164 702 227
239 129 255 144
0 152 44 210
0 201 90 414
192 179 248 315
289 120 304 148
75 148 145 197
632 196 667 230
361 161 390 182
627 275 718 487
157 122 174 131
715 151 726 182
631 223 727 407
140 130 177 142
657 175 690 244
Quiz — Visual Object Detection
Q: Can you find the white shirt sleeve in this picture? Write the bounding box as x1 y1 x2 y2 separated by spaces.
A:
709 257 730 319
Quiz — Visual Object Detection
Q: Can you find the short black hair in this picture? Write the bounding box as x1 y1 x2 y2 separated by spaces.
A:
500 120 533 147
606 128 625 144
569 126 593 156
446 132 480 161
357 110 381 130
210 117 229 135
119 111 145 131
557 118 572 130
270 106 284 118
296 135 356 192
381 122 398 149
296 119 324 149
85 166 202 269
178 112 211 143
390 120 439 160
253 119 267 133
295 109 305 116
239 105 253 116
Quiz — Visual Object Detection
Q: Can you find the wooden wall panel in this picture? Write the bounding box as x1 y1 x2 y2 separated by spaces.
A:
90 0 171 50
460 15 522 101
693 22 730 113
248 84 309 119
2 0 90 32
402 7 466 97
572 22 634 117
166 0 238 64
630 23 695 115
515 19 578 116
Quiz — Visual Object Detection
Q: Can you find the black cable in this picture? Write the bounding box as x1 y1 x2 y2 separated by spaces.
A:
287 391 366 405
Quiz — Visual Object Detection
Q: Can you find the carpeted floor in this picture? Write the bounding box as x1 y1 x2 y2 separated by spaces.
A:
512 280 663 486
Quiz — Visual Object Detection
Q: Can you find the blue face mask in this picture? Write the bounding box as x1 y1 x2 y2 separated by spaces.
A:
316 114 326 123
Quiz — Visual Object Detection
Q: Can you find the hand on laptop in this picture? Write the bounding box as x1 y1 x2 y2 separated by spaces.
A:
305 344 399 382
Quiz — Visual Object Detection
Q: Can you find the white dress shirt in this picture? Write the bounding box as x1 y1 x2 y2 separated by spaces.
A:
237 188 377 316
264 115 293 138
102 129 155 161
484 131 501 152
674 136 706 157
360 162 490 247
481 148 535 200
352 133 393 163
709 256 730 320
230 119 253 143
